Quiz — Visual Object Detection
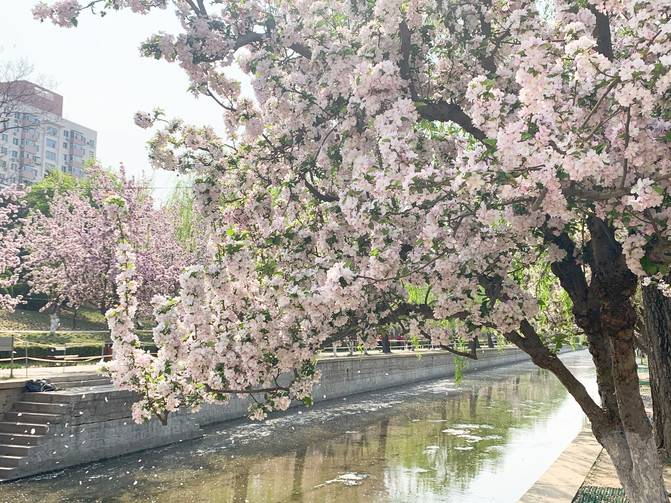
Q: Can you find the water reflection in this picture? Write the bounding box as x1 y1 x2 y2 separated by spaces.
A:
0 351 595 503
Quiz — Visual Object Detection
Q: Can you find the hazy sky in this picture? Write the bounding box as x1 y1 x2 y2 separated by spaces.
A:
0 2 227 200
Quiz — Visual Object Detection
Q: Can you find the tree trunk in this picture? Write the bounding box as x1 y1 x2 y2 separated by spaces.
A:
641 283 671 461
72 307 78 330
381 335 391 354
508 218 669 503
49 306 60 336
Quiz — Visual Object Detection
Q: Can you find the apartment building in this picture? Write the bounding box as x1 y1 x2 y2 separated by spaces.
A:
0 81 97 186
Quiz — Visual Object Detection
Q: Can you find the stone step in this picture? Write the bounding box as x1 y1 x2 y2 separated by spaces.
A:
0 455 24 468
0 433 40 446
0 444 33 457
0 422 50 435
0 466 16 481
4 412 61 425
51 378 112 390
21 391 76 404
12 401 71 414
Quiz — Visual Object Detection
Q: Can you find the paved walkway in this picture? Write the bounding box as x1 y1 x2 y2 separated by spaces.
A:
518 427 603 502
0 363 102 382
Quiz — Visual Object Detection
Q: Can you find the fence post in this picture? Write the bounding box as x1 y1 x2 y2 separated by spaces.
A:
25 340 28 378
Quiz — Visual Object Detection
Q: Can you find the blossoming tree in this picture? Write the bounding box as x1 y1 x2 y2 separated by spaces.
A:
34 0 671 500
0 185 24 311
22 164 191 319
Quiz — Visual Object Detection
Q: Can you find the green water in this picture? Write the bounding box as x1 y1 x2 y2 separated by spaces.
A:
0 350 596 502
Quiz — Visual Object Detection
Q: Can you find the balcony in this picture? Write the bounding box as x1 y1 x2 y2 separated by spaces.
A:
23 145 37 155
70 136 85 147
21 130 39 142
19 168 37 180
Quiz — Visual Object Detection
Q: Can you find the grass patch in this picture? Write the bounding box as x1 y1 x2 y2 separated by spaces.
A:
0 306 108 332
1 307 154 345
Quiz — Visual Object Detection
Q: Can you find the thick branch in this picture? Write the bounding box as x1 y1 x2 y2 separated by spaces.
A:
543 228 590 323
399 21 412 81
302 176 338 202
504 320 605 425
588 5 614 61
232 32 312 60
415 101 487 141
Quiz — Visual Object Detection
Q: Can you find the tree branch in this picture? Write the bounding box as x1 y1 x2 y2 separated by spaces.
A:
302 175 338 202
415 101 487 141
588 5 614 61
204 383 290 395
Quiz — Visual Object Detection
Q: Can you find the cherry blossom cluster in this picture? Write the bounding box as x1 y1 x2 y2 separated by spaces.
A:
33 0 671 423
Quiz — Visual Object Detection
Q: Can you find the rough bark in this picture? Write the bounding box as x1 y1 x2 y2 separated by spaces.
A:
503 218 668 503
641 283 671 461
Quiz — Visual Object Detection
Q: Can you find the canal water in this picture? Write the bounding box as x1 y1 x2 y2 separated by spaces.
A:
0 350 596 503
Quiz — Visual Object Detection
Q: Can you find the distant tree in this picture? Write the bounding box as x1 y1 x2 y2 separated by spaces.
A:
0 185 24 310
22 169 78 217
21 163 192 326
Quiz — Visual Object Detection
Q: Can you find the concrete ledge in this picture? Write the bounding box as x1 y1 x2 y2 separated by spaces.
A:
518 426 603 503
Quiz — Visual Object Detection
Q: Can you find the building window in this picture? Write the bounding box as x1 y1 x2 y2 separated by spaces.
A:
46 138 56 148
1 134 7 141
62 154 67 161
46 126 57 136
45 163 56 170
87 139 95 147
11 151 17 158
0 148 6 155
12 138 18 145
63 142 68 149
45 151 56 161
63 131 69 137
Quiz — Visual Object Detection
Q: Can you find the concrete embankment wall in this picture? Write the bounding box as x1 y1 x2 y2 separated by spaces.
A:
0 347 575 480
193 346 536 425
